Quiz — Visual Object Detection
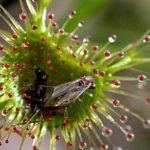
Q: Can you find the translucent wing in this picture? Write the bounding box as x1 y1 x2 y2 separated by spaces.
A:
43 76 94 108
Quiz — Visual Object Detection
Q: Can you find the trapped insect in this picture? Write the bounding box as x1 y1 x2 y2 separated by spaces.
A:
25 68 96 115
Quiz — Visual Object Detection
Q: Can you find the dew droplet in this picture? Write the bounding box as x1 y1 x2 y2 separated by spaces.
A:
16 107 20 112
120 115 128 124
92 45 99 51
58 28 65 35
118 52 124 58
11 73 17 78
89 61 95 66
138 74 147 82
1 109 8 117
72 53 76 58
0 45 4 52
91 103 97 110
143 35 150 43
66 142 72 147
41 37 47 43
99 71 105 77
5 139 9 144
82 124 88 129
51 22 57 28
71 35 78 41
126 133 135 142
8 93 13 98
83 49 88 55
69 10 76 19
112 99 120 107
19 13 27 21
79 141 87 149
47 117 52 122
78 20 84 27
113 80 121 87
55 135 61 141
104 50 111 57
101 144 109 150
32 25 38 30
83 37 90 44
47 13 54 20
12 46 18 52
4 64 10 69
146 97 150 105
12 34 19 40
32 145 38 150
93 69 99 74
14 63 20 68
143 120 150 128
108 35 117 43
102 127 113 138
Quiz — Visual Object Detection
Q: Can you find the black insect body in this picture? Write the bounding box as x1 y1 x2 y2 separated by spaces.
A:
24 68 96 116
25 68 48 113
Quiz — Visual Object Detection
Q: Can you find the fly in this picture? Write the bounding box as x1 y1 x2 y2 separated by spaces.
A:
24 68 96 115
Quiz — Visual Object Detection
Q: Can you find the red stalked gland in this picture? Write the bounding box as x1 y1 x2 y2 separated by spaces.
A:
4 64 9 69
71 35 78 41
0 85 3 91
113 81 120 87
11 73 17 78
47 13 54 20
104 50 111 57
12 47 18 51
93 69 99 74
16 107 20 112
67 142 72 147
112 99 120 107
0 45 4 51
55 135 61 141
108 35 117 43
120 115 128 123
83 49 88 55
47 117 52 122
91 104 97 109
12 34 18 40
19 13 27 20
32 25 38 30
58 29 65 35
69 10 76 19
8 93 13 98
89 61 95 66
78 20 84 27
92 45 99 51
51 22 57 28
138 74 147 82
5 139 9 144
33 146 38 150
118 52 124 58
99 71 105 77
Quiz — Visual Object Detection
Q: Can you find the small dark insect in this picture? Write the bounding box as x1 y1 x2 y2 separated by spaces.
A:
24 68 96 116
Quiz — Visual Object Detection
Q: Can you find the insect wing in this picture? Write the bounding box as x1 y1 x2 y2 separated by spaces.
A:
53 84 90 107
43 77 92 108
51 79 81 97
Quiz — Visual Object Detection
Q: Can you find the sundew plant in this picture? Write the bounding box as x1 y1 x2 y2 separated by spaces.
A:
0 0 150 150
